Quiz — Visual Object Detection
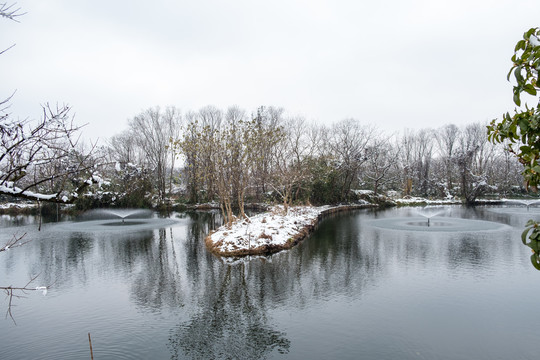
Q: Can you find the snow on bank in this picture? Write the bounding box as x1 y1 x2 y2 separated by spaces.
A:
207 205 329 256
206 204 375 257
395 196 461 205
0 201 37 210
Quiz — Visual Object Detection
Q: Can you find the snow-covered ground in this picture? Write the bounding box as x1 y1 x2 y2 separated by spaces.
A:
394 196 461 205
0 201 36 210
207 205 331 256
206 203 377 257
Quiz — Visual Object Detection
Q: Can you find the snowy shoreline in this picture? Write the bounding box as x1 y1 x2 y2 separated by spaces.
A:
205 203 376 257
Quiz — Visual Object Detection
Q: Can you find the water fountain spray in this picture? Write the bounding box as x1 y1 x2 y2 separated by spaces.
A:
416 207 444 227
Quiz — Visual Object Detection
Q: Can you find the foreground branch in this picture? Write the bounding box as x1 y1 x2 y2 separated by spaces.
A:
1 273 46 324
0 232 28 252
0 2 25 21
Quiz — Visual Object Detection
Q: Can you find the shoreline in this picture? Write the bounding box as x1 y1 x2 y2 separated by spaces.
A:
205 203 377 258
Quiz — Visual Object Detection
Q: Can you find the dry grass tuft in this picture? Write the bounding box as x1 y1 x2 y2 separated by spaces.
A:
258 233 272 240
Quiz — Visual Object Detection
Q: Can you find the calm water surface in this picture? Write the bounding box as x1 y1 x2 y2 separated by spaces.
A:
0 206 539 359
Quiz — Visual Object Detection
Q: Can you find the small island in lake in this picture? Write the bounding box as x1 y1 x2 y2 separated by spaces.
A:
206 203 378 257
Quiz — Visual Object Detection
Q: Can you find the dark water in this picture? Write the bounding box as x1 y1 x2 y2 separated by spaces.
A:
0 206 539 359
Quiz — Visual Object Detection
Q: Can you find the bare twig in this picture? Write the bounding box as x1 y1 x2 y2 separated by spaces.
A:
0 3 25 21
1 233 49 324
0 232 28 252
2 273 43 324
0 43 16 56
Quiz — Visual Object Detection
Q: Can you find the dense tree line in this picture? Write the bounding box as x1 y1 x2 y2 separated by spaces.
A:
77 105 524 214
2 102 526 213
0 2 528 216
0 1 526 212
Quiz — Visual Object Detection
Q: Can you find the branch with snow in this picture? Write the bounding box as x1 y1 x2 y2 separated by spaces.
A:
0 232 28 253
1 103 103 203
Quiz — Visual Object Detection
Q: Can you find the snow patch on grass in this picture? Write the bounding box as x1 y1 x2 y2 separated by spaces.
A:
208 205 330 254
395 196 461 205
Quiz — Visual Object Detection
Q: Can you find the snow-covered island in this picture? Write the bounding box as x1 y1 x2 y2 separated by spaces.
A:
205 203 375 257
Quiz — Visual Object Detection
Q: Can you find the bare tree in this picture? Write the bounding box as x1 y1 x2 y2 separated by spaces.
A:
454 122 496 204
282 117 322 203
363 135 399 195
198 105 223 202
165 107 182 200
213 127 235 226
490 140 524 195
211 106 255 226
270 124 306 213
1 4 100 204
397 129 415 195
251 106 284 201
1 104 101 203
413 129 434 196
108 130 138 165
128 106 181 205
176 111 204 203
435 124 460 193
223 106 255 220
328 119 375 200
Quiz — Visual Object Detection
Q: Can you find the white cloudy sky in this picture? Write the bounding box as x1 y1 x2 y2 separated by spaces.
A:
2 0 539 141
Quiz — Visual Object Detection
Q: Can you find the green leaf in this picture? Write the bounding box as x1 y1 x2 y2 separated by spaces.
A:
514 66 524 83
525 28 537 39
523 84 537 96
530 239 540 252
515 40 526 52
518 118 529 132
513 91 521 106
522 227 533 244
531 254 540 271
507 66 516 81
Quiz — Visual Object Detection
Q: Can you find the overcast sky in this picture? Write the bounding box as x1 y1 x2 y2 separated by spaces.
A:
2 0 539 141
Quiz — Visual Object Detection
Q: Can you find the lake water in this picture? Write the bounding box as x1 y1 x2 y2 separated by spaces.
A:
1 206 539 359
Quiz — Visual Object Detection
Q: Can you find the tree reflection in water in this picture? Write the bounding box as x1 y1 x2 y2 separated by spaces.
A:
131 228 185 310
168 264 290 359
1 207 529 359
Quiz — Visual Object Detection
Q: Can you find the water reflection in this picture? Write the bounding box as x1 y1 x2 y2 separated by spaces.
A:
288 212 385 304
447 236 490 269
169 264 290 359
131 228 186 311
0 207 538 360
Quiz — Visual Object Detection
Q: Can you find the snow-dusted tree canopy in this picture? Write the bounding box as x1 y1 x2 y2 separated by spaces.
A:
0 102 101 203
0 4 105 204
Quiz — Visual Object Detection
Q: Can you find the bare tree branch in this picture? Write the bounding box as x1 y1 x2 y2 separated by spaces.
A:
1 103 102 203
2 273 44 325
1 2 25 55
0 2 25 21
0 43 15 56
0 232 29 252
